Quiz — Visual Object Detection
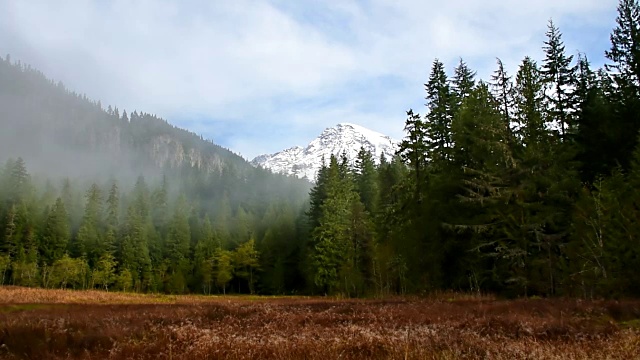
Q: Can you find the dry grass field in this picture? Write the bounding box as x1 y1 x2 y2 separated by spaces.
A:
0 287 639 359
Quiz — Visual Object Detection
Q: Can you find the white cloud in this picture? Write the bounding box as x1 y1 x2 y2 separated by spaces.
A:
0 0 619 158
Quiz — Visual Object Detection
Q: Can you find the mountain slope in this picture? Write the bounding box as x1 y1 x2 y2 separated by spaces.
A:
0 58 243 180
0 56 315 295
0 56 311 215
252 123 399 181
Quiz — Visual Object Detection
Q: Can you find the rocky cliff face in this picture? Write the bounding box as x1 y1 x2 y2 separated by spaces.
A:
145 135 224 173
252 123 399 181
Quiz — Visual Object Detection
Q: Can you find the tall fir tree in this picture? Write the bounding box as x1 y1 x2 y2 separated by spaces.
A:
605 0 640 170
397 110 428 201
452 58 477 112
354 147 378 214
40 197 70 265
424 59 454 164
490 58 516 141
542 20 577 140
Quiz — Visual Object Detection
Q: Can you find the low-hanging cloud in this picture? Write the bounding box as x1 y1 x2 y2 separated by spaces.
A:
0 0 618 159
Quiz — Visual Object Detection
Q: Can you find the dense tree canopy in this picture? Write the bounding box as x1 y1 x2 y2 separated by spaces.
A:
1 0 640 298
305 0 640 299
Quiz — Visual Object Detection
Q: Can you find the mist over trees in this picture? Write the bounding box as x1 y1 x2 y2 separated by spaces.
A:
0 54 312 294
1 0 640 298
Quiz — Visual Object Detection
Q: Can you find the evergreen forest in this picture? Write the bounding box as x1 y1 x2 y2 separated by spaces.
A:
2 0 640 299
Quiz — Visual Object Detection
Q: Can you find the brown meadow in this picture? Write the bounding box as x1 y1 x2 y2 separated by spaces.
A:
0 287 639 359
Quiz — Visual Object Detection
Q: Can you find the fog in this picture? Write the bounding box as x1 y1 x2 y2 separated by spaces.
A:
0 57 311 217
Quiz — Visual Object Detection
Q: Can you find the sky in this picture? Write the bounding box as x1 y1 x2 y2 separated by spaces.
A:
0 0 619 160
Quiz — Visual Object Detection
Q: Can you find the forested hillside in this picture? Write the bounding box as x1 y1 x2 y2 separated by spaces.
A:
0 55 312 294
2 0 640 299
306 0 640 299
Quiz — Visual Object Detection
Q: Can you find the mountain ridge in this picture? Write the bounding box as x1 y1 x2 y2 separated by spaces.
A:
251 123 399 181
0 56 311 213
1 56 260 180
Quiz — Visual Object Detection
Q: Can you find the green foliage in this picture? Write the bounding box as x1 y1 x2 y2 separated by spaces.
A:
1 2 640 299
354 147 378 214
214 249 233 294
398 110 429 199
452 58 477 110
92 252 117 291
606 0 640 89
40 198 69 265
233 238 260 294
603 0 640 171
542 19 577 139
0 254 9 285
49 254 89 289
490 58 516 134
115 268 134 292
308 155 377 296
425 59 455 164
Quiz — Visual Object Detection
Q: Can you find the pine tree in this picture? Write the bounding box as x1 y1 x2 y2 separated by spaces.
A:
347 198 375 295
213 194 232 247
511 55 580 296
542 19 577 140
354 148 378 214
258 203 299 294
490 58 516 140
515 57 547 148
452 82 513 171
2 205 18 258
605 0 640 170
164 196 191 293
606 0 640 90
233 206 254 244
451 82 519 294
193 217 217 294
398 110 428 201
574 58 617 181
40 197 70 265
74 184 102 263
452 58 477 111
311 155 357 294
132 176 150 219
103 181 119 255
307 160 329 230
123 204 152 292
105 181 119 231
424 59 454 163
6 157 30 205
151 175 168 236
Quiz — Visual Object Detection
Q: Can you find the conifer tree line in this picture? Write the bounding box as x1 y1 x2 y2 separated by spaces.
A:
0 50 313 295
0 158 313 294
307 0 640 298
2 0 640 299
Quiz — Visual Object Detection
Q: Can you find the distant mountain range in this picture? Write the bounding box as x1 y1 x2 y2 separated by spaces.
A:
251 123 399 181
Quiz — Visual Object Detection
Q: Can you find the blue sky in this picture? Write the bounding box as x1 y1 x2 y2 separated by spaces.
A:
0 0 619 159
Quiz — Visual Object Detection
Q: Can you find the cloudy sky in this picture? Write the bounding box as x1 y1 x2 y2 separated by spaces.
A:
0 0 619 159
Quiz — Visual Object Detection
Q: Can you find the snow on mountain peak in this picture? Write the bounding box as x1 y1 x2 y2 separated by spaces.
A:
251 123 399 181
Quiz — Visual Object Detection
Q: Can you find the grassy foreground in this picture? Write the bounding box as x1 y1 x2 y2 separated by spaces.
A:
0 287 639 359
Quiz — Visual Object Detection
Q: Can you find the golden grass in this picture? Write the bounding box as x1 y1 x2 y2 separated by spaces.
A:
0 286 306 305
0 286 639 359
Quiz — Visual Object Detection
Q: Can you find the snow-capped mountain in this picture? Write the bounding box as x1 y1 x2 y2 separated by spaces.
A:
251 123 399 181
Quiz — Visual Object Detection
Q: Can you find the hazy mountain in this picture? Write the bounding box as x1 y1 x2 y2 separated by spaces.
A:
0 56 310 214
252 123 398 181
